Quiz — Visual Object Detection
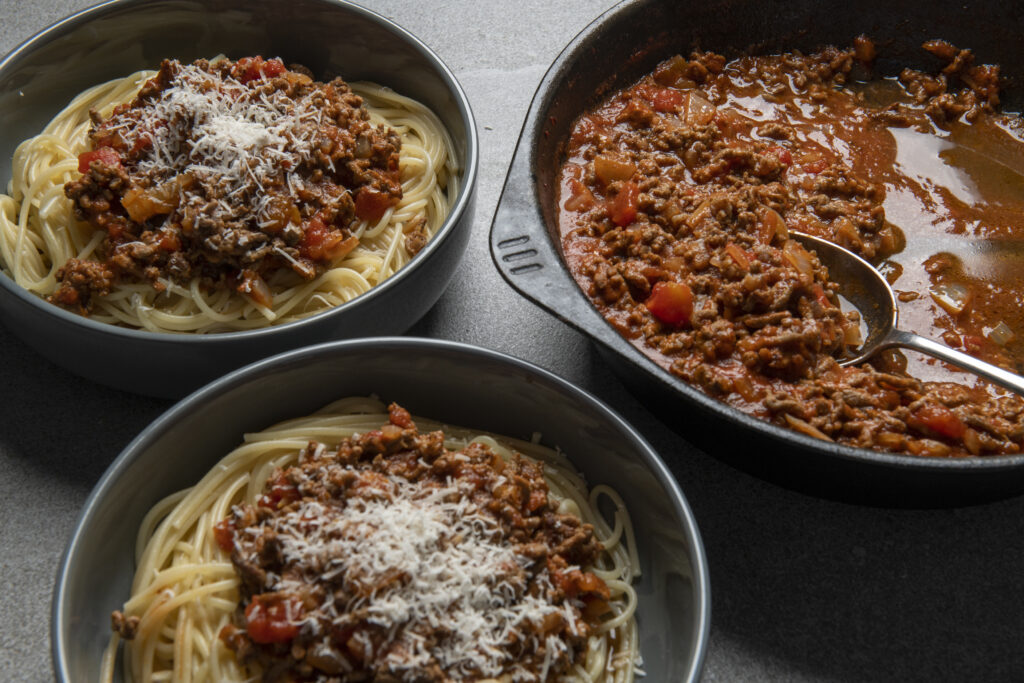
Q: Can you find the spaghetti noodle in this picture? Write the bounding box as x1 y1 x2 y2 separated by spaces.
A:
0 58 457 333
103 397 640 682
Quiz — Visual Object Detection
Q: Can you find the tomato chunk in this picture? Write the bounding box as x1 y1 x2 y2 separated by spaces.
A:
526 488 548 512
645 281 694 327
299 218 358 262
766 145 792 167
258 472 300 509
650 87 684 112
387 403 416 429
810 283 833 309
262 59 286 78
245 594 302 644
213 518 235 552
608 181 639 227
564 178 595 212
235 56 286 84
909 404 967 440
552 566 610 600
354 186 395 224
77 147 121 174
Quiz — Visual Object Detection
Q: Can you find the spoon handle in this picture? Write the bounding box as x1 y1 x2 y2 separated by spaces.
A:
885 329 1024 396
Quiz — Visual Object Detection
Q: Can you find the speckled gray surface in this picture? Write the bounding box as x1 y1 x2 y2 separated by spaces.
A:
1 1 1023 682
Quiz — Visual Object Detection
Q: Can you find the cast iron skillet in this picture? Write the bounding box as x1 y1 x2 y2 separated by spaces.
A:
490 0 1024 506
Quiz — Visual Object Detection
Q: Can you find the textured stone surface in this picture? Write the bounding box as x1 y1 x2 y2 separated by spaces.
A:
2 2 1023 682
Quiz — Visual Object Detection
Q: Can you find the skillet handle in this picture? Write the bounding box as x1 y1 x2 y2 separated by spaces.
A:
488 150 603 329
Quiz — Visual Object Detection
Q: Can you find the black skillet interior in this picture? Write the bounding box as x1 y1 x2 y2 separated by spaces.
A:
490 0 1024 507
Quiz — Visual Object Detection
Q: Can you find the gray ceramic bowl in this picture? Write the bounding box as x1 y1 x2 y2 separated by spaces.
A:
53 337 710 682
490 0 1024 506
0 0 478 399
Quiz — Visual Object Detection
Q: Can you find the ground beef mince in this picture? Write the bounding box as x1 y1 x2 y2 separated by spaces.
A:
559 40 1024 457
212 405 610 682
55 56 402 312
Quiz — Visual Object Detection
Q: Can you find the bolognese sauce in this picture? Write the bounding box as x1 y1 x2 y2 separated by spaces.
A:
56 56 402 312
559 39 1024 457
206 405 611 681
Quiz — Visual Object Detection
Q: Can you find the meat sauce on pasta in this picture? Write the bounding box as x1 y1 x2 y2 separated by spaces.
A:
559 39 1024 457
105 398 640 683
59 57 403 314
0 57 456 332
214 405 611 681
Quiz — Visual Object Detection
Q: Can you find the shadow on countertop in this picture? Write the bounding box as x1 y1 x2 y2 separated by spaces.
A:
600 381 1024 683
0 324 172 486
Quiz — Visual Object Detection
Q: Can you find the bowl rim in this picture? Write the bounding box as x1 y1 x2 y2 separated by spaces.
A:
0 0 480 343
51 336 712 682
489 0 1024 478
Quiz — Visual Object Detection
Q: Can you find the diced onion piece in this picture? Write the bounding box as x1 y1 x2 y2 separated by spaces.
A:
327 234 359 261
238 270 273 308
593 155 636 185
930 282 972 316
262 196 301 234
783 414 834 441
661 256 686 274
963 427 983 455
757 207 788 244
685 92 716 126
877 224 903 255
782 239 815 281
724 242 750 270
843 319 863 346
354 133 371 158
122 174 194 223
122 187 172 223
833 217 863 251
733 375 762 402
653 55 691 87
687 200 714 228
907 439 953 457
798 150 828 174
987 320 1015 347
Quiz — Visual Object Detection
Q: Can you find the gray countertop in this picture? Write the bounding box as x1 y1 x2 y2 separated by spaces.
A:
2 1 1023 681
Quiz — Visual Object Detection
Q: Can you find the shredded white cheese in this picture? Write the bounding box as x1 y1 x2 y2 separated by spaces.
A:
240 472 575 681
115 62 322 228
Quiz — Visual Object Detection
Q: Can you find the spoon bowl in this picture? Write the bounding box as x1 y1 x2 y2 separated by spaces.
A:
791 232 1024 396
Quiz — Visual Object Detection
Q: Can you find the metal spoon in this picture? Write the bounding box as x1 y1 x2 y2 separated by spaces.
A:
790 232 1024 396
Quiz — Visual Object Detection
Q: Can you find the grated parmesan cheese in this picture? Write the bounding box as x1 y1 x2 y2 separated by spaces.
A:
241 473 573 681
109 61 323 229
